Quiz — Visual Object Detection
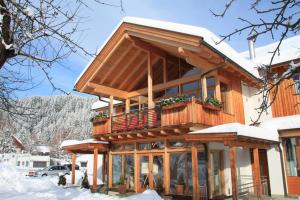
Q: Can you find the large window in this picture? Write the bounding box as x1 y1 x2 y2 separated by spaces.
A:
283 137 300 176
33 161 47 168
182 81 202 100
112 154 135 189
170 152 193 195
292 74 300 94
206 77 216 98
220 82 231 113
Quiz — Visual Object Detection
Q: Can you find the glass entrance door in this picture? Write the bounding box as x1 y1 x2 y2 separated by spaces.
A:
210 151 224 198
138 154 164 192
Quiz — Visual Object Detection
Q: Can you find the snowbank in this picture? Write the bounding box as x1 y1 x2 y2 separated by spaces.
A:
60 139 108 148
0 163 162 200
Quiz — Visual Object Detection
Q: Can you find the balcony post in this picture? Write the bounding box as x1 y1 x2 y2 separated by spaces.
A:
147 52 154 109
253 148 262 197
202 76 207 100
92 146 98 192
125 99 130 113
109 95 114 132
229 145 238 200
71 153 76 185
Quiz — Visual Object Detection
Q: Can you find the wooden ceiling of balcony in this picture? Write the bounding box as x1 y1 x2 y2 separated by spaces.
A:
76 22 259 98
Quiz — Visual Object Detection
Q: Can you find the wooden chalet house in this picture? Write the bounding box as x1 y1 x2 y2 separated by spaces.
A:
62 17 289 200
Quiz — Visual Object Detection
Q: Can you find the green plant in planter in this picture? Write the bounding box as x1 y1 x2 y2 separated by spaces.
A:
204 97 222 108
177 173 185 185
119 175 125 185
81 171 90 189
90 111 109 122
158 95 188 106
156 177 164 195
58 174 66 186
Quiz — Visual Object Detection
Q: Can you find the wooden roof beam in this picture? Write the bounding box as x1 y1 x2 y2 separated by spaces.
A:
118 55 148 90
88 82 129 99
100 45 134 84
109 49 142 87
178 47 219 69
80 34 127 92
126 55 160 91
125 34 167 58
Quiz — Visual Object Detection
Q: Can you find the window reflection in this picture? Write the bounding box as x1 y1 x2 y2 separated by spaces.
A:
283 137 300 176
206 77 216 98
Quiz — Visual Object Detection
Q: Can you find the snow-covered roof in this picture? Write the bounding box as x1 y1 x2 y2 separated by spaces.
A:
91 98 122 110
240 35 300 66
189 122 278 142
260 114 300 131
35 145 50 153
75 17 258 87
60 139 108 148
12 135 24 148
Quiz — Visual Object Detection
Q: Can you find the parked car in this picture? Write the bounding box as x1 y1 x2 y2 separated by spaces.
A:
37 165 70 176
63 164 79 171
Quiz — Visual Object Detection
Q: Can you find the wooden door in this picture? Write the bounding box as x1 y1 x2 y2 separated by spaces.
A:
259 150 271 195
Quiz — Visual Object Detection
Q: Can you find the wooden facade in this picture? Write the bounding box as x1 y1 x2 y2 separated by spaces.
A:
271 64 300 117
72 19 276 200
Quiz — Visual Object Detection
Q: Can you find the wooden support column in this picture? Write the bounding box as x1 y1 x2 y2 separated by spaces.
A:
192 143 199 200
202 76 207 100
147 52 154 108
93 147 98 192
253 148 262 198
215 77 221 101
125 98 130 113
164 139 170 194
102 154 106 183
229 146 238 200
108 152 113 188
134 142 139 192
163 57 167 83
71 153 76 185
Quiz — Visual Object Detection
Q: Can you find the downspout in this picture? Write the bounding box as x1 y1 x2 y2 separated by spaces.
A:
278 143 288 196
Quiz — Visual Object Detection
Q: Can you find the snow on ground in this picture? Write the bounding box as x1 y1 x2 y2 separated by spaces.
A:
0 163 162 200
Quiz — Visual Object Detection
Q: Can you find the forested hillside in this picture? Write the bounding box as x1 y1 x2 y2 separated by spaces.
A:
0 95 97 157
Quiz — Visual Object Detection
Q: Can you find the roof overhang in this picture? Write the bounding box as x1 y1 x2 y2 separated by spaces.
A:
75 17 259 98
61 139 108 154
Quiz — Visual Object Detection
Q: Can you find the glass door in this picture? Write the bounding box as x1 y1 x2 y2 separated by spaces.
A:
138 154 164 192
152 154 164 191
210 151 223 198
139 155 150 192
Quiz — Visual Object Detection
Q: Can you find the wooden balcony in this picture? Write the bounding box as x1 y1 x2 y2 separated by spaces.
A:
92 98 236 138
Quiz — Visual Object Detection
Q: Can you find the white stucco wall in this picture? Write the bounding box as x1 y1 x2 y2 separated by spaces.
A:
76 154 103 184
208 143 253 196
241 83 272 125
267 145 285 196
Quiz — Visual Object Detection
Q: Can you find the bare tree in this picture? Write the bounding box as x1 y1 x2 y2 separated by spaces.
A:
211 0 300 124
0 0 123 117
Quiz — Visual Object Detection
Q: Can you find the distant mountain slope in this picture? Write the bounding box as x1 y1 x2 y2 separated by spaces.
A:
0 95 97 156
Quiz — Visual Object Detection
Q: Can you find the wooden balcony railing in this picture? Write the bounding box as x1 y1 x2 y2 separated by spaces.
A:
111 107 161 133
92 98 236 136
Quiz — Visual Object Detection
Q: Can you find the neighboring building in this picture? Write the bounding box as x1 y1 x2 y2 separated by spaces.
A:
62 17 300 200
0 136 51 174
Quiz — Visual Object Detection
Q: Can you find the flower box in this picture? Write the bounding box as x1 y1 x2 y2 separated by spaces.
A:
92 118 109 124
202 103 222 111
162 102 188 111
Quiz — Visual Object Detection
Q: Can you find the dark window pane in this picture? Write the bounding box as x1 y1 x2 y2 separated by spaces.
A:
112 155 122 186
124 144 134 151
138 141 164 150
283 138 300 176
182 81 198 92
125 155 135 190
167 60 180 81
165 86 179 97
292 74 300 94
206 77 216 98
170 152 193 195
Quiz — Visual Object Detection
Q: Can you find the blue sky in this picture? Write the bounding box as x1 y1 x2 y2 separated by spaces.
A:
19 0 292 97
